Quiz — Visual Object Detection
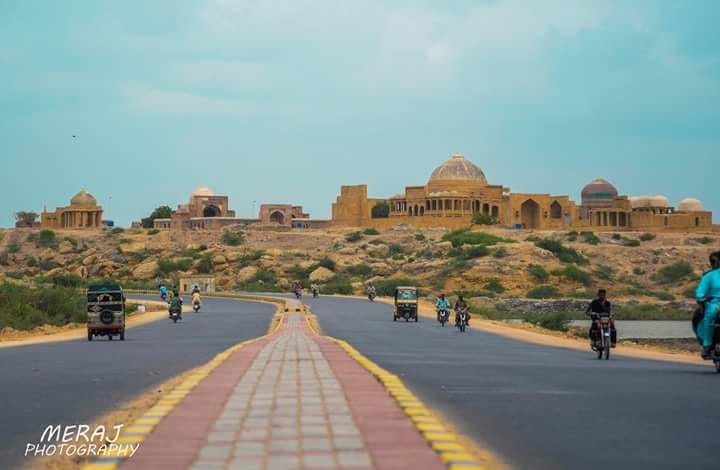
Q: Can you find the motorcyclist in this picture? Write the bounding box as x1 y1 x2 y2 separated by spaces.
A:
191 290 201 308
585 289 616 349
367 283 376 300
168 290 183 318
191 284 200 295
694 251 720 359
454 295 471 326
310 283 319 296
159 284 168 300
292 281 302 297
435 294 451 322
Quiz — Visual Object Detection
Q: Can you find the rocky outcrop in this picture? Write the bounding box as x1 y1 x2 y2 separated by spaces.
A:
237 266 258 283
309 267 335 282
132 260 158 279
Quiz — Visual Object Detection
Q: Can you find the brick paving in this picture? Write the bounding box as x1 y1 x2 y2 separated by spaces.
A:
121 312 446 470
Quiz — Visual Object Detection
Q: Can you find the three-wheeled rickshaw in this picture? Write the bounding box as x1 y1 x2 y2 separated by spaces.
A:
393 286 418 322
87 283 126 341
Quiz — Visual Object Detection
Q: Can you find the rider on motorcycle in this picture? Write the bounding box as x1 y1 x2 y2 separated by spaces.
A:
586 289 616 349
191 290 201 308
159 284 168 300
310 283 319 295
367 283 376 299
454 295 471 326
694 251 720 358
293 280 302 297
435 293 451 322
168 291 183 318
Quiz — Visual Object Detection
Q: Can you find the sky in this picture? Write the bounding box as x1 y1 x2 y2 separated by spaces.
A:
1 0 719 227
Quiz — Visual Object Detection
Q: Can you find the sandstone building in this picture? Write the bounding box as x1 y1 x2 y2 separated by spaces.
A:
332 154 712 232
41 190 104 229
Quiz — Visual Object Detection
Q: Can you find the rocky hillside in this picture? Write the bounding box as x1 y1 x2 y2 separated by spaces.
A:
0 225 717 303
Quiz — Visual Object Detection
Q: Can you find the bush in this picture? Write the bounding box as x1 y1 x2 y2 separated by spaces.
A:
593 265 614 281
147 229 160 235
388 243 406 257
529 265 550 283
363 228 380 236
345 263 372 277
239 250 265 266
535 239 587 265
493 247 508 258
683 286 697 299
693 237 714 245
465 245 491 259
442 229 513 248
612 234 622 240
622 238 641 247
111 227 124 235
553 264 592 286
318 256 336 272
156 258 193 277
236 269 281 292
527 285 561 299
472 213 498 225
633 267 646 276
26 256 37 267
7 241 20 254
47 274 85 288
655 261 694 284
484 279 505 293
371 202 390 219
0 252 8 266
345 231 363 242
37 259 60 271
37 230 57 248
0 283 85 330
414 233 426 241
322 276 353 295
536 312 573 332
581 232 600 245
222 230 245 246
640 233 656 242
374 278 418 297
6 271 24 279
196 255 213 274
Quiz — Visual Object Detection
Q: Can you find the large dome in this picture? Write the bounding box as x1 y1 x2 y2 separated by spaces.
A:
678 198 704 212
581 178 618 199
428 154 488 186
70 190 98 208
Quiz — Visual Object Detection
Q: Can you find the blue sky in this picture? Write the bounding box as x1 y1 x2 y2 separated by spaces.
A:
1 0 718 227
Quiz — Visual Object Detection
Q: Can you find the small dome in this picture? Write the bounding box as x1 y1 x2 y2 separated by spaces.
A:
581 178 618 199
629 195 670 208
428 154 488 185
678 198 704 212
191 187 214 197
70 190 98 208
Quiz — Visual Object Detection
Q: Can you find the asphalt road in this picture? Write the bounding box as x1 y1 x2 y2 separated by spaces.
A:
305 295 719 470
0 295 274 470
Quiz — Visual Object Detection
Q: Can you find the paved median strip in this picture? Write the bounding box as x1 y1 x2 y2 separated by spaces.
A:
303 306 492 470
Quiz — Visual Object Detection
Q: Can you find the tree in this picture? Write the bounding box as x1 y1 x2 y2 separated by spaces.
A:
371 202 390 219
141 206 173 228
14 211 38 227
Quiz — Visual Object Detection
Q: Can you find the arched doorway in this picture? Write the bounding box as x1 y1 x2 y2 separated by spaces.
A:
491 206 499 218
482 203 490 215
269 210 285 225
550 201 562 219
419 207 425 216
473 200 480 213
521 199 540 229
203 205 221 217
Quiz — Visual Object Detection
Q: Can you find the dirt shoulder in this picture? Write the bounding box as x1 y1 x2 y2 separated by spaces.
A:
0 301 173 348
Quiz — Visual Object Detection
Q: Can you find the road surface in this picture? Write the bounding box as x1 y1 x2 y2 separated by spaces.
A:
0 296 274 470
305 295 718 470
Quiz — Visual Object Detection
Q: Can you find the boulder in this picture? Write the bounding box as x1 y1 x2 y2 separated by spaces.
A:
432 241 454 255
369 262 393 276
237 266 258 283
309 266 335 282
82 255 97 266
133 260 158 279
225 251 243 263
58 241 74 255
213 255 228 266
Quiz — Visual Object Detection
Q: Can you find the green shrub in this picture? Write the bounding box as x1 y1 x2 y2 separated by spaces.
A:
156 258 193 277
693 237 714 245
371 202 390 219
236 269 281 292
0 283 85 330
537 312 573 332
126 250 150 263
465 245 491 259
37 230 57 248
196 255 213 274
683 286 697 299
650 291 675 301
484 279 505 293
239 250 265 267
581 232 600 245
414 233 426 241
493 247 508 258
318 256 336 272
639 233 656 242
472 213 498 225
117 238 133 245
612 234 622 241
622 238 641 247
442 229 513 248
388 243 406 257
47 274 85 288
37 259 60 271
345 231 363 242
111 227 124 235
655 261 694 284
593 265 614 281
322 276 353 295
374 278 418 297
633 267 646 276
363 228 380 235
535 239 587 265
567 235 578 242
26 256 37 267
0 252 9 266
527 285 561 299
529 265 550 283
7 241 20 253
6 271 24 279
221 229 245 246
147 228 160 235
552 264 592 286
345 263 372 277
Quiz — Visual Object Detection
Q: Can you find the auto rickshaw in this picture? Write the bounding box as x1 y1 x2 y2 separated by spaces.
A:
87 283 126 341
393 286 418 322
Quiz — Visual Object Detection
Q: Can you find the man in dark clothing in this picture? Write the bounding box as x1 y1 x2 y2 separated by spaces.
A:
586 289 616 348
454 295 471 326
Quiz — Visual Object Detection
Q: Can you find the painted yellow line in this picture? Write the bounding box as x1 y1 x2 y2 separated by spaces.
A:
81 299 288 470
301 306 495 470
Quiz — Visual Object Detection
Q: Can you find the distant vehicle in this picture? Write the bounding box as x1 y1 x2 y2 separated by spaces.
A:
393 286 418 322
456 308 468 333
86 283 126 341
437 308 449 327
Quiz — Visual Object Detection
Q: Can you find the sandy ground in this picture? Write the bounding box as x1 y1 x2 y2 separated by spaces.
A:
0 301 179 348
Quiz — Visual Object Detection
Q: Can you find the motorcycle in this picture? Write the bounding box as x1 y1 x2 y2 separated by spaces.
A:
160 292 167 301
437 308 449 327
592 314 613 360
311 287 319 298
368 291 376 302
294 288 302 300
169 306 182 323
699 318 720 373
192 302 200 313
456 308 468 332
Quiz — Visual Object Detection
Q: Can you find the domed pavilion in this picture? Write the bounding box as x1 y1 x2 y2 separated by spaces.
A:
41 190 104 229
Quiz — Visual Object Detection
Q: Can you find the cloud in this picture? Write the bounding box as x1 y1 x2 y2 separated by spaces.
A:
126 87 248 113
